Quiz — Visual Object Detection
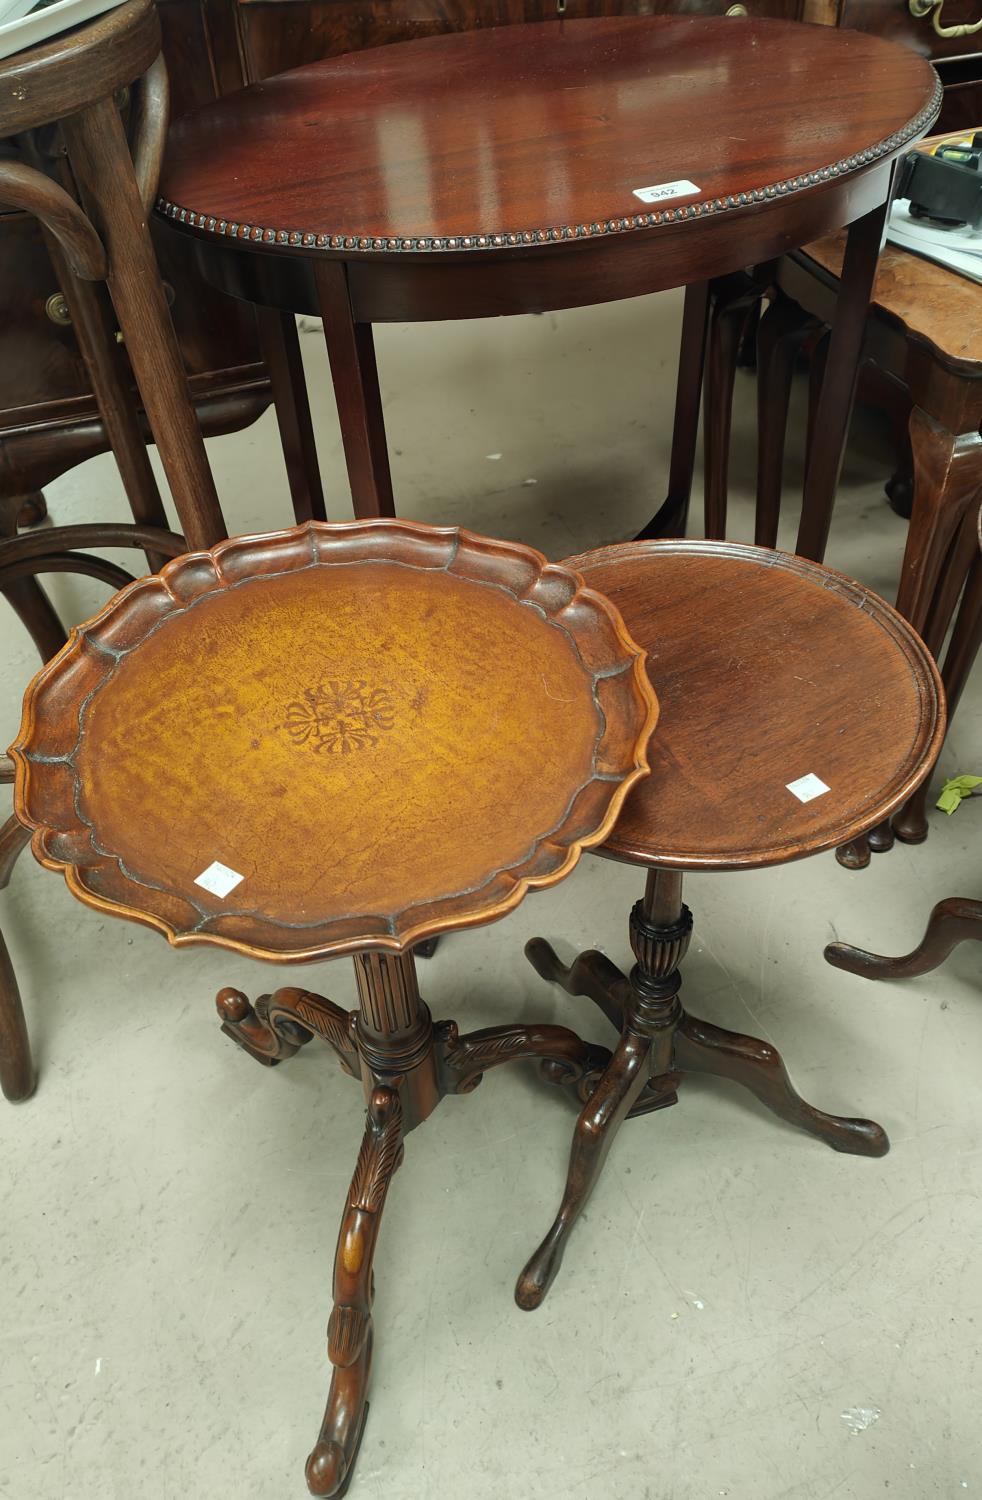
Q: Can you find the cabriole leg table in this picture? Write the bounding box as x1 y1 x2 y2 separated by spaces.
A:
515 538 945 1308
11 519 655 1495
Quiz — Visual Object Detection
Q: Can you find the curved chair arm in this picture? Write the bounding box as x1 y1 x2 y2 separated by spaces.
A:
0 522 185 570
0 160 106 279
132 53 170 211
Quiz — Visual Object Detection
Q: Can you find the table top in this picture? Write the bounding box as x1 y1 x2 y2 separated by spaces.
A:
11 521 656 960
157 17 940 260
565 540 945 872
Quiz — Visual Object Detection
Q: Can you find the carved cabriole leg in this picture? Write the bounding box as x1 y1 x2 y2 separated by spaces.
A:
673 1016 888 1155
215 986 357 1074
439 1019 613 1107
826 896 982 980
306 1085 404 1498
516 869 687 1310
521 865 891 1305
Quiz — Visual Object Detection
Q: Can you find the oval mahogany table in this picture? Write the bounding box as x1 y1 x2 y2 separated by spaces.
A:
10 518 656 1497
156 17 941 541
516 538 946 1310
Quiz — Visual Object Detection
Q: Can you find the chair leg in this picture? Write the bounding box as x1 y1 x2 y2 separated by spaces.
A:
0 494 67 662
754 294 815 549
514 1028 653 1311
314 260 395 521
257 305 327 525
826 896 982 980
636 280 710 539
0 926 34 1103
61 94 226 551
703 276 762 540
306 1086 404 1498
0 816 34 1103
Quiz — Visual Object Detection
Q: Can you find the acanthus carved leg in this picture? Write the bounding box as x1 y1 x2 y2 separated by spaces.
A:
216 987 358 1076
306 1086 404 1498
673 1014 888 1157
439 1019 613 1105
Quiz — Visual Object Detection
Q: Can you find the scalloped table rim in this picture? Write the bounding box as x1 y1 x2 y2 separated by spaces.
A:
10 518 659 960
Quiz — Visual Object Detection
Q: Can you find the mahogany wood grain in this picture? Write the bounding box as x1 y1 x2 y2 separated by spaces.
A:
158 18 939 254
563 539 945 869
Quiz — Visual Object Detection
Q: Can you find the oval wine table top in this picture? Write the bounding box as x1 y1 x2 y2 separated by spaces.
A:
10 521 656 960
156 17 940 259
564 540 945 872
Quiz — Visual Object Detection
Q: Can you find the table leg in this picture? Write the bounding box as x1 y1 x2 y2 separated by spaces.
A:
826 896 982 980
754 293 816 548
314 261 395 520
795 197 889 562
307 1085 404 1498
636 281 709 539
61 95 225 552
893 514 982 845
0 815 34 1103
256 305 327 525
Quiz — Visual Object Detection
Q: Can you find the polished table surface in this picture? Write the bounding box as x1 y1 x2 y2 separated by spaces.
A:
158 17 939 262
11 520 657 959
156 18 940 548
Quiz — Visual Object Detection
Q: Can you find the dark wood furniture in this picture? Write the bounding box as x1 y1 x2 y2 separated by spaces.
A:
516 538 944 1308
155 16 940 536
10 517 656 1493
0 0 223 556
826 505 982 979
805 0 982 133
707 189 981 861
0 521 187 1103
0 0 273 533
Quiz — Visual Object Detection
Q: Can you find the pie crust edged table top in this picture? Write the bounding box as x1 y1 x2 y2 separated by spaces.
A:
565 540 945 871
156 16 941 258
10 521 657 960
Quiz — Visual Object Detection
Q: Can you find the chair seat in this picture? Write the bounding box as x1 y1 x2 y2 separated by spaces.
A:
801 231 982 372
10 521 655 959
564 540 944 871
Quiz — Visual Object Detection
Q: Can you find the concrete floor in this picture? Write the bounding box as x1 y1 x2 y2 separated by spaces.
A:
3 289 981 1500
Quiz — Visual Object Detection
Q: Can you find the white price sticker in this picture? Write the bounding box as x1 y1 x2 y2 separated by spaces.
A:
632 180 701 205
786 773 830 804
194 860 245 898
